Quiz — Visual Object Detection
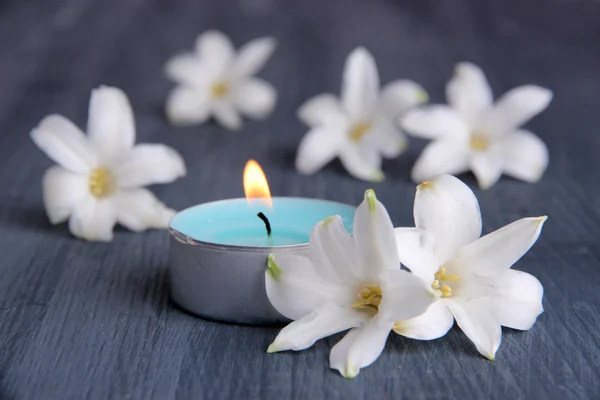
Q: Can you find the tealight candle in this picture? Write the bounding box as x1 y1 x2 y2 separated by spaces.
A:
169 160 355 325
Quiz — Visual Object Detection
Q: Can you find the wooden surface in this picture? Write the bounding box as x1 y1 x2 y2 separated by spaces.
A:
1 0 599 398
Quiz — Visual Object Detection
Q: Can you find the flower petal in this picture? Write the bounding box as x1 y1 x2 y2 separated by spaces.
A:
446 62 493 125
166 86 211 126
339 145 384 182
295 127 343 175
499 130 549 183
195 30 234 72
378 269 435 323
401 106 469 140
329 317 392 379
267 302 365 353
297 94 345 127
470 152 504 190
478 85 552 136
113 188 175 231
353 190 399 281
413 175 482 265
114 144 186 189
365 118 408 159
492 269 543 330
68 197 116 242
393 300 454 340
42 166 89 224
411 139 470 183
265 253 346 320
31 115 96 174
211 100 242 130
455 216 547 278
233 78 276 119
232 37 276 78
341 48 379 120
87 86 135 162
446 298 501 360
165 54 208 86
379 79 428 118
394 227 438 283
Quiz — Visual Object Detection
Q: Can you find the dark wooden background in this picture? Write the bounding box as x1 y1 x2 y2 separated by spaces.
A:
1 0 599 398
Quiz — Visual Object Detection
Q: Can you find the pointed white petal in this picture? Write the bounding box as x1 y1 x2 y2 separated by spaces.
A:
446 298 501 360
492 270 543 330
31 115 96 174
42 166 88 224
233 78 276 119
499 130 548 183
114 144 186 189
411 139 470 183
393 300 454 340
295 127 343 175
341 48 379 119
366 118 407 158
211 100 242 130
87 87 135 161
394 227 438 283
353 190 399 280
267 302 365 353
413 175 482 264
166 87 211 126
330 317 392 379
297 94 345 127
446 62 493 125
113 188 175 231
378 269 435 323
455 216 547 278
470 152 504 190
265 253 346 320
68 197 116 242
339 145 384 182
479 85 552 136
232 37 276 78
165 54 208 86
401 106 469 140
379 79 428 118
195 30 234 72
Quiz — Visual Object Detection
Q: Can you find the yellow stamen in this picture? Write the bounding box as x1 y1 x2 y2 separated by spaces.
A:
440 285 452 297
89 168 114 198
353 285 382 312
470 133 489 151
432 266 460 298
431 280 440 290
211 81 229 98
348 122 371 142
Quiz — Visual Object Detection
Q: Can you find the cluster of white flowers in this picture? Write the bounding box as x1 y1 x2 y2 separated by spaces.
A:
266 175 545 378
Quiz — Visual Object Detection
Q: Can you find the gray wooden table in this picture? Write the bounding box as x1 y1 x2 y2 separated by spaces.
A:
1 0 599 398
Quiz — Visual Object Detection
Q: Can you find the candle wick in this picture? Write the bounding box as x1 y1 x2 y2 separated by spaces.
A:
257 212 272 236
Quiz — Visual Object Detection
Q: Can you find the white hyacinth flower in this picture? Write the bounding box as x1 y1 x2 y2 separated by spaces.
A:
31 86 186 242
402 62 552 189
393 175 546 360
165 31 277 130
295 47 428 182
265 189 434 379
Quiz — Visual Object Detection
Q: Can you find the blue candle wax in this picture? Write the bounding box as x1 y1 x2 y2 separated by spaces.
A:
170 197 355 247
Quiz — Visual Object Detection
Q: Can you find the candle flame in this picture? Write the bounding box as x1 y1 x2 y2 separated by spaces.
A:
243 160 272 207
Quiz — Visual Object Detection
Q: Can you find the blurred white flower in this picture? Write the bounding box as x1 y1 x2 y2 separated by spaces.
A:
393 175 546 360
31 86 186 242
295 47 427 182
402 62 552 189
165 31 277 130
265 189 433 379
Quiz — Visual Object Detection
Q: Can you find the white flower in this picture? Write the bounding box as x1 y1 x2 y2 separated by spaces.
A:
31 86 186 242
165 30 277 130
265 189 433 378
393 175 546 360
295 47 428 182
401 62 552 189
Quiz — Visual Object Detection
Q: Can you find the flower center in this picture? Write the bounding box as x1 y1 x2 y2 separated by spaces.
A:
89 167 115 198
470 133 490 152
211 81 229 98
348 122 372 142
353 285 382 312
431 267 459 297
